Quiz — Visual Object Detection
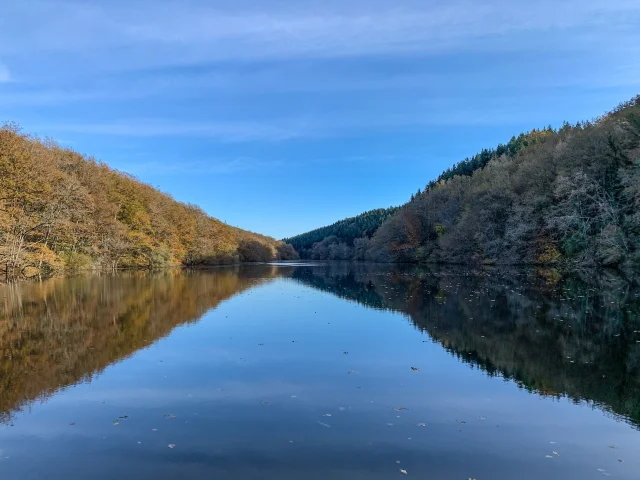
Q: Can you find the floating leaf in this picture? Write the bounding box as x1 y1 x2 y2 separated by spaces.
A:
410 367 419 371
168 444 176 449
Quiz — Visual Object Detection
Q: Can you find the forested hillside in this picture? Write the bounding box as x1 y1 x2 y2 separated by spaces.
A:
0 125 297 279
287 96 640 268
283 207 398 259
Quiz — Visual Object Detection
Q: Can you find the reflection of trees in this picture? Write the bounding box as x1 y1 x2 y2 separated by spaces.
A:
2 263 639 430
291 264 640 428
0 269 276 422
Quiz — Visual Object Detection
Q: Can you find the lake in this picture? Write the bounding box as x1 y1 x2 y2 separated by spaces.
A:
1 263 639 479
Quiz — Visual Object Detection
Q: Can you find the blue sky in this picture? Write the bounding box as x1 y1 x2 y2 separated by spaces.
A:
1 0 639 239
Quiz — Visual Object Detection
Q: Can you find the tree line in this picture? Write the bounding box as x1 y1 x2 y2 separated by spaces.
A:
286 95 640 268
283 207 399 260
0 125 298 279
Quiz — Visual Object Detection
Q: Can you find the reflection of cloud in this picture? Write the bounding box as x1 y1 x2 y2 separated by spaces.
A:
57 380 305 405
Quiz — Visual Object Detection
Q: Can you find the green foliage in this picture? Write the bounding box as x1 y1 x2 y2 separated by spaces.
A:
283 207 399 259
61 252 94 272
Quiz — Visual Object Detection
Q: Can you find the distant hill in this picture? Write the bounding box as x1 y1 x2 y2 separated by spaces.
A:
286 95 640 268
0 125 297 279
283 207 399 259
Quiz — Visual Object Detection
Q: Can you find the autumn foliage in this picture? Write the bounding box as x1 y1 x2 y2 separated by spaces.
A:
0 125 297 278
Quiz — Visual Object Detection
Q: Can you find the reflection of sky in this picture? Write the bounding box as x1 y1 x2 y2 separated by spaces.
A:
1 279 639 479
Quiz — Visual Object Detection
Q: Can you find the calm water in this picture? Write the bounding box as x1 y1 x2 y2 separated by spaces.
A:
1 263 639 479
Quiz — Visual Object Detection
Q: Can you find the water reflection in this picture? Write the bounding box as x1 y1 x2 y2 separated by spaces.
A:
0 268 278 422
2 263 639 431
290 263 640 428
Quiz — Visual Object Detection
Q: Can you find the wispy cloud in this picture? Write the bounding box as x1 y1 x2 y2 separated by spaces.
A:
2 1 639 76
35 119 308 142
30 104 540 143
0 62 10 82
116 157 285 175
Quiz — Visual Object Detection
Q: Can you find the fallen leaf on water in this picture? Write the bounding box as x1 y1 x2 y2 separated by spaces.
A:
618 459 624 463
410 367 419 371
112 420 119 426
399 469 407 475
168 444 176 449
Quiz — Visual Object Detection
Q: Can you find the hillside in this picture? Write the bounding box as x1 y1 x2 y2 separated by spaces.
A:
287 95 640 268
0 125 297 279
283 207 399 259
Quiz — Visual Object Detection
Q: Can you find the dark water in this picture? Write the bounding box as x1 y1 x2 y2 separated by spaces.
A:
1 263 639 479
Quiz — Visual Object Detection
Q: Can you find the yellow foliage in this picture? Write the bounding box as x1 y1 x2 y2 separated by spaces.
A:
0 125 298 279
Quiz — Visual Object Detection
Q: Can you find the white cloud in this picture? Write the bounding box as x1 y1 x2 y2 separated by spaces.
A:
0 62 10 82
1 1 638 75
36 119 307 142
28 104 543 142
117 157 285 175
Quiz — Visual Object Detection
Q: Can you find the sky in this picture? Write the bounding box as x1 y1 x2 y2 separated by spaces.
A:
1 0 639 239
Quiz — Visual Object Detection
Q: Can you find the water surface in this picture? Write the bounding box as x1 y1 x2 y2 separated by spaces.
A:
1 264 639 479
